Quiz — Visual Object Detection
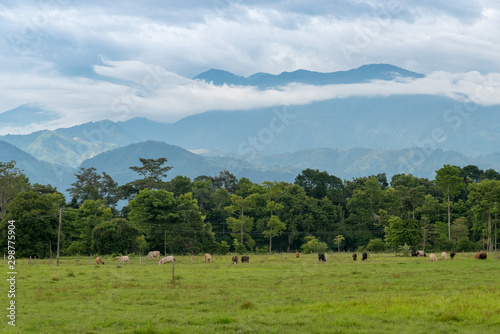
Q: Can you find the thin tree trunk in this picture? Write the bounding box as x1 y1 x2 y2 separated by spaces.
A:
447 192 451 240
488 212 492 252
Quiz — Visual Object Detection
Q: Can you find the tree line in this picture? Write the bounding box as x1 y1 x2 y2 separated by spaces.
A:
1 158 499 258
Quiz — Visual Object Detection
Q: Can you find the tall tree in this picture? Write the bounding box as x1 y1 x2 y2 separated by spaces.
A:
467 180 500 251
67 167 118 207
263 215 286 254
435 164 465 240
128 157 172 191
0 161 30 220
225 194 255 249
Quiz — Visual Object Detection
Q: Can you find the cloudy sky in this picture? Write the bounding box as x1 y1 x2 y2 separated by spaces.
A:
0 0 499 134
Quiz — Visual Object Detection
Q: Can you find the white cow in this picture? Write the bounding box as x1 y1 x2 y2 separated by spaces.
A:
146 251 161 260
158 256 175 265
441 252 447 260
429 253 438 261
116 256 129 263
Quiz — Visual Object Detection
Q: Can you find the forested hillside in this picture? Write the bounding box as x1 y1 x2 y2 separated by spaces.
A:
1 158 499 258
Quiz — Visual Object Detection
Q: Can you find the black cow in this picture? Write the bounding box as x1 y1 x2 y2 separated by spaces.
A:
241 256 250 263
411 252 418 257
352 253 357 261
232 255 238 264
362 252 368 261
318 254 326 262
450 251 456 259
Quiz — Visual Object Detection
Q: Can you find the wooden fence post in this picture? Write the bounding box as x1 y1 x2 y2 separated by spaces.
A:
29 256 31 264
76 253 79 265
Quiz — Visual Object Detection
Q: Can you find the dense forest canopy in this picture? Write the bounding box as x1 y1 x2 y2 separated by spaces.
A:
1 159 500 258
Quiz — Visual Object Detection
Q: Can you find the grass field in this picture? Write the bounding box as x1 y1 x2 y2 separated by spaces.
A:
1 252 500 333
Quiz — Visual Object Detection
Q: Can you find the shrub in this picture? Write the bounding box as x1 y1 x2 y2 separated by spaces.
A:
366 238 387 252
301 236 328 254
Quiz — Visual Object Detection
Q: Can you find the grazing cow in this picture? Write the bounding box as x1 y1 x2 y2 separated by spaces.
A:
204 253 212 263
441 252 448 260
450 251 456 259
411 252 418 257
416 250 426 257
362 252 368 261
158 256 175 265
475 252 487 260
116 256 129 263
352 253 357 261
296 252 300 258
318 254 326 262
96 257 104 265
429 253 438 261
146 251 161 260
241 256 250 263
232 255 238 265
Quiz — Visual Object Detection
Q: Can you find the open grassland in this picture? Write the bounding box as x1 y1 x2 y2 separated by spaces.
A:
1 252 500 333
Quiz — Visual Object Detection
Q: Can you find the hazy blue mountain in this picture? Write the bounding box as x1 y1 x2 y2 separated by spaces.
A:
157 94 500 156
0 120 139 167
194 64 424 88
0 140 74 191
0 104 59 126
253 147 500 180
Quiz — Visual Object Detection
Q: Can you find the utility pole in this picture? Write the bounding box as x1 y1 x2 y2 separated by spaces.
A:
57 208 62 266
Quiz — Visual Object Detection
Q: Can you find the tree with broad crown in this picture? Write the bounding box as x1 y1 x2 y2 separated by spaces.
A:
435 164 465 240
128 157 172 191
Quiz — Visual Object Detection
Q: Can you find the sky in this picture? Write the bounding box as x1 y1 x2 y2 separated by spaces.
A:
0 0 499 134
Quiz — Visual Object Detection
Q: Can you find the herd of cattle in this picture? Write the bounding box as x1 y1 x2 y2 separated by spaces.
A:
94 250 490 266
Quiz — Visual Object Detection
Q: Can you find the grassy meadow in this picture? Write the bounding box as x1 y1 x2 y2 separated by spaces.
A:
1 252 499 333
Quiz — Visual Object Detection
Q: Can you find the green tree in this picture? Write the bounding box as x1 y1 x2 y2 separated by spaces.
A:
2 190 64 257
467 180 500 251
91 218 139 254
333 235 345 252
0 161 30 220
67 167 118 207
435 164 465 240
225 194 255 249
385 216 421 249
301 236 328 254
263 215 286 254
128 157 172 191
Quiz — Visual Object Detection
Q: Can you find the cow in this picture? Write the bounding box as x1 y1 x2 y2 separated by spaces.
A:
362 252 368 261
475 252 487 260
416 250 426 257
296 252 300 258
352 253 357 261
232 255 238 265
158 256 175 265
318 254 326 262
96 257 104 265
450 251 456 259
411 252 418 257
429 253 438 261
241 256 250 263
146 251 161 260
441 252 448 260
204 253 212 263
116 256 129 263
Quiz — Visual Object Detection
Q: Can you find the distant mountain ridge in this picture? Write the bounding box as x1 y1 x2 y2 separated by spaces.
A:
193 64 424 88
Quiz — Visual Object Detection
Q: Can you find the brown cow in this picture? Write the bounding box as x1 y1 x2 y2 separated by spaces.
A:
296 252 300 258
96 257 104 265
475 252 487 260
241 256 250 263
232 255 238 264
352 253 357 261
204 253 212 263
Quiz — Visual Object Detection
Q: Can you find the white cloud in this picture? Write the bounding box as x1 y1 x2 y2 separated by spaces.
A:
1 0 500 134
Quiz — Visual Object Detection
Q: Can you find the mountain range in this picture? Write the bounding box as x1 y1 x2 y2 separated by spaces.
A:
1 64 499 194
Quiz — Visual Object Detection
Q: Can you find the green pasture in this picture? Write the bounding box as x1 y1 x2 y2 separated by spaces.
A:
1 252 499 333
